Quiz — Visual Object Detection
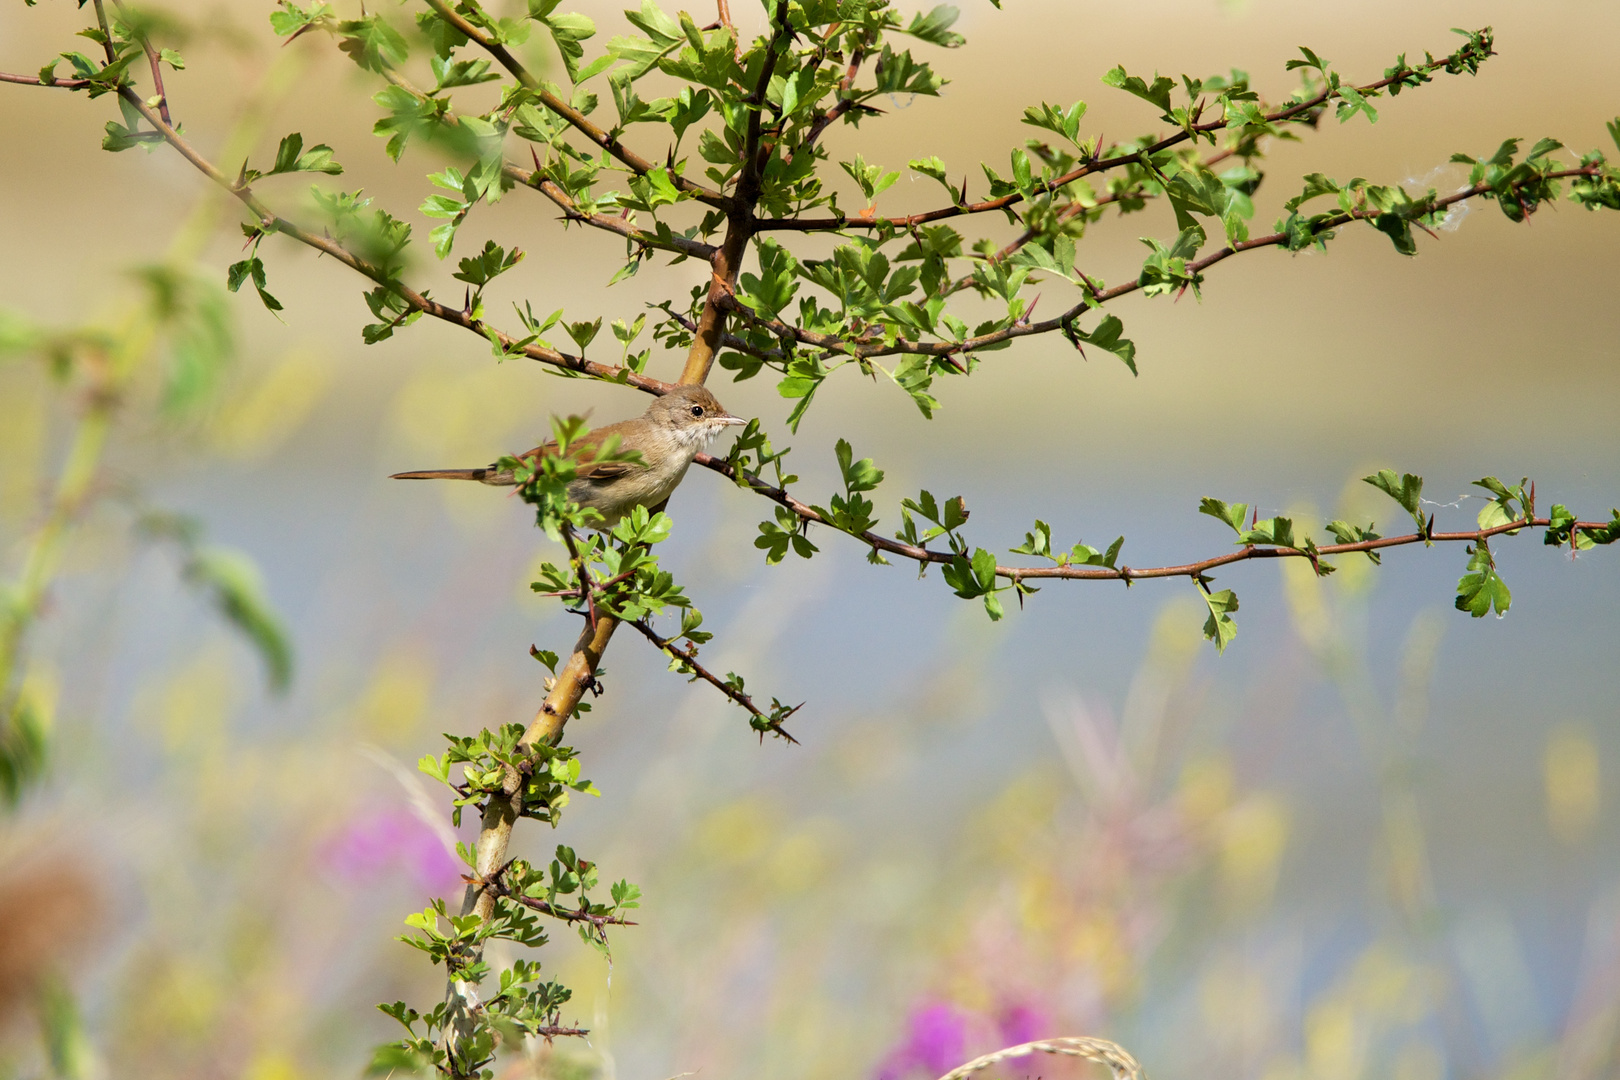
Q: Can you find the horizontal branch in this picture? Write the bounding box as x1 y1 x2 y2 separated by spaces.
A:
95 85 677 394
941 147 1237 297
0 70 92 89
423 0 730 209
694 453 1613 586
722 164 1604 362
660 304 787 367
509 158 717 261
754 44 1484 234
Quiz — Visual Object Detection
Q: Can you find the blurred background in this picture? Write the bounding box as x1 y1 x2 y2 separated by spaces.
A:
1 0 1618 1078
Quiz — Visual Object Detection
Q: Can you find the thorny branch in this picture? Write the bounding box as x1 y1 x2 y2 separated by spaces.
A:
694 452 1616 587
370 65 716 260
718 165 1605 362
472 864 638 930
626 617 801 743
754 35 1494 233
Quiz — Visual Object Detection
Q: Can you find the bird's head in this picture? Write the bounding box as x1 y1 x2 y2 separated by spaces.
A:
647 383 749 448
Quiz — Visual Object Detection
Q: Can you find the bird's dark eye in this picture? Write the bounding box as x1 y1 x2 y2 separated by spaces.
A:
690 405 704 417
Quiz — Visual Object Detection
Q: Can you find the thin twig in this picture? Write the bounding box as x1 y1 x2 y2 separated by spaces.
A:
478 874 637 928
423 0 729 208
97 84 676 394
369 66 716 261
734 1 793 210
90 0 118 65
626 618 800 743
941 146 1238 296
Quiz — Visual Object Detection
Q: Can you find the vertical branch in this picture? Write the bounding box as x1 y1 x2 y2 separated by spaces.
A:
677 0 786 386
89 0 118 64
111 0 173 125
680 224 752 386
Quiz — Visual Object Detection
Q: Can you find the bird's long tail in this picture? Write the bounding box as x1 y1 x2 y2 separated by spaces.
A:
390 468 491 482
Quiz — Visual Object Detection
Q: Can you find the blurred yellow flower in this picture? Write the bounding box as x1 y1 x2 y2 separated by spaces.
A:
1220 794 1290 914
208 348 331 461
1545 723 1600 846
355 649 434 746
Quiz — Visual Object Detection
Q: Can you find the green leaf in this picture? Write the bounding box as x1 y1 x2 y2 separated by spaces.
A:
609 0 683 80
901 5 965 48
1363 469 1426 529
225 257 284 314
834 439 884 494
1473 475 1527 531
453 240 524 287
1102 64 1175 120
270 2 333 38
840 154 899 203
1020 100 1088 147
1065 314 1136 374
334 14 409 73
737 238 799 320
0 693 49 808
1455 541 1511 618
565 317 602 351
529 1 598 83
1199 498 1250 534
268 132 343 176
1197 581 1239 652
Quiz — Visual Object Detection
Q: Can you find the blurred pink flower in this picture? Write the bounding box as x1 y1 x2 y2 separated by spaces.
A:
323 808 462 894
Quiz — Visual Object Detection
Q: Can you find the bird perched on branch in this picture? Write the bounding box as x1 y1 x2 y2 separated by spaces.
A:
391 383 747 527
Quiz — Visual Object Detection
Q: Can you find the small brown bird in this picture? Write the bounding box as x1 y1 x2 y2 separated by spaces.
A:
391 384 747 527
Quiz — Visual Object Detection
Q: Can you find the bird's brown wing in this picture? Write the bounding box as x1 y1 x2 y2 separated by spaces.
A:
513 429 643 483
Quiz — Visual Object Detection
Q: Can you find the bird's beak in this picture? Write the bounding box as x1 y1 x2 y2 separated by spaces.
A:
720 415 749 426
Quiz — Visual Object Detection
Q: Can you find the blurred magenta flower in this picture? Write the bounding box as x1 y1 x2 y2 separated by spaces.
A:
875 1001 969 1080
323 808 462 894
875 996 1054 1080
996 1001 1048 1046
